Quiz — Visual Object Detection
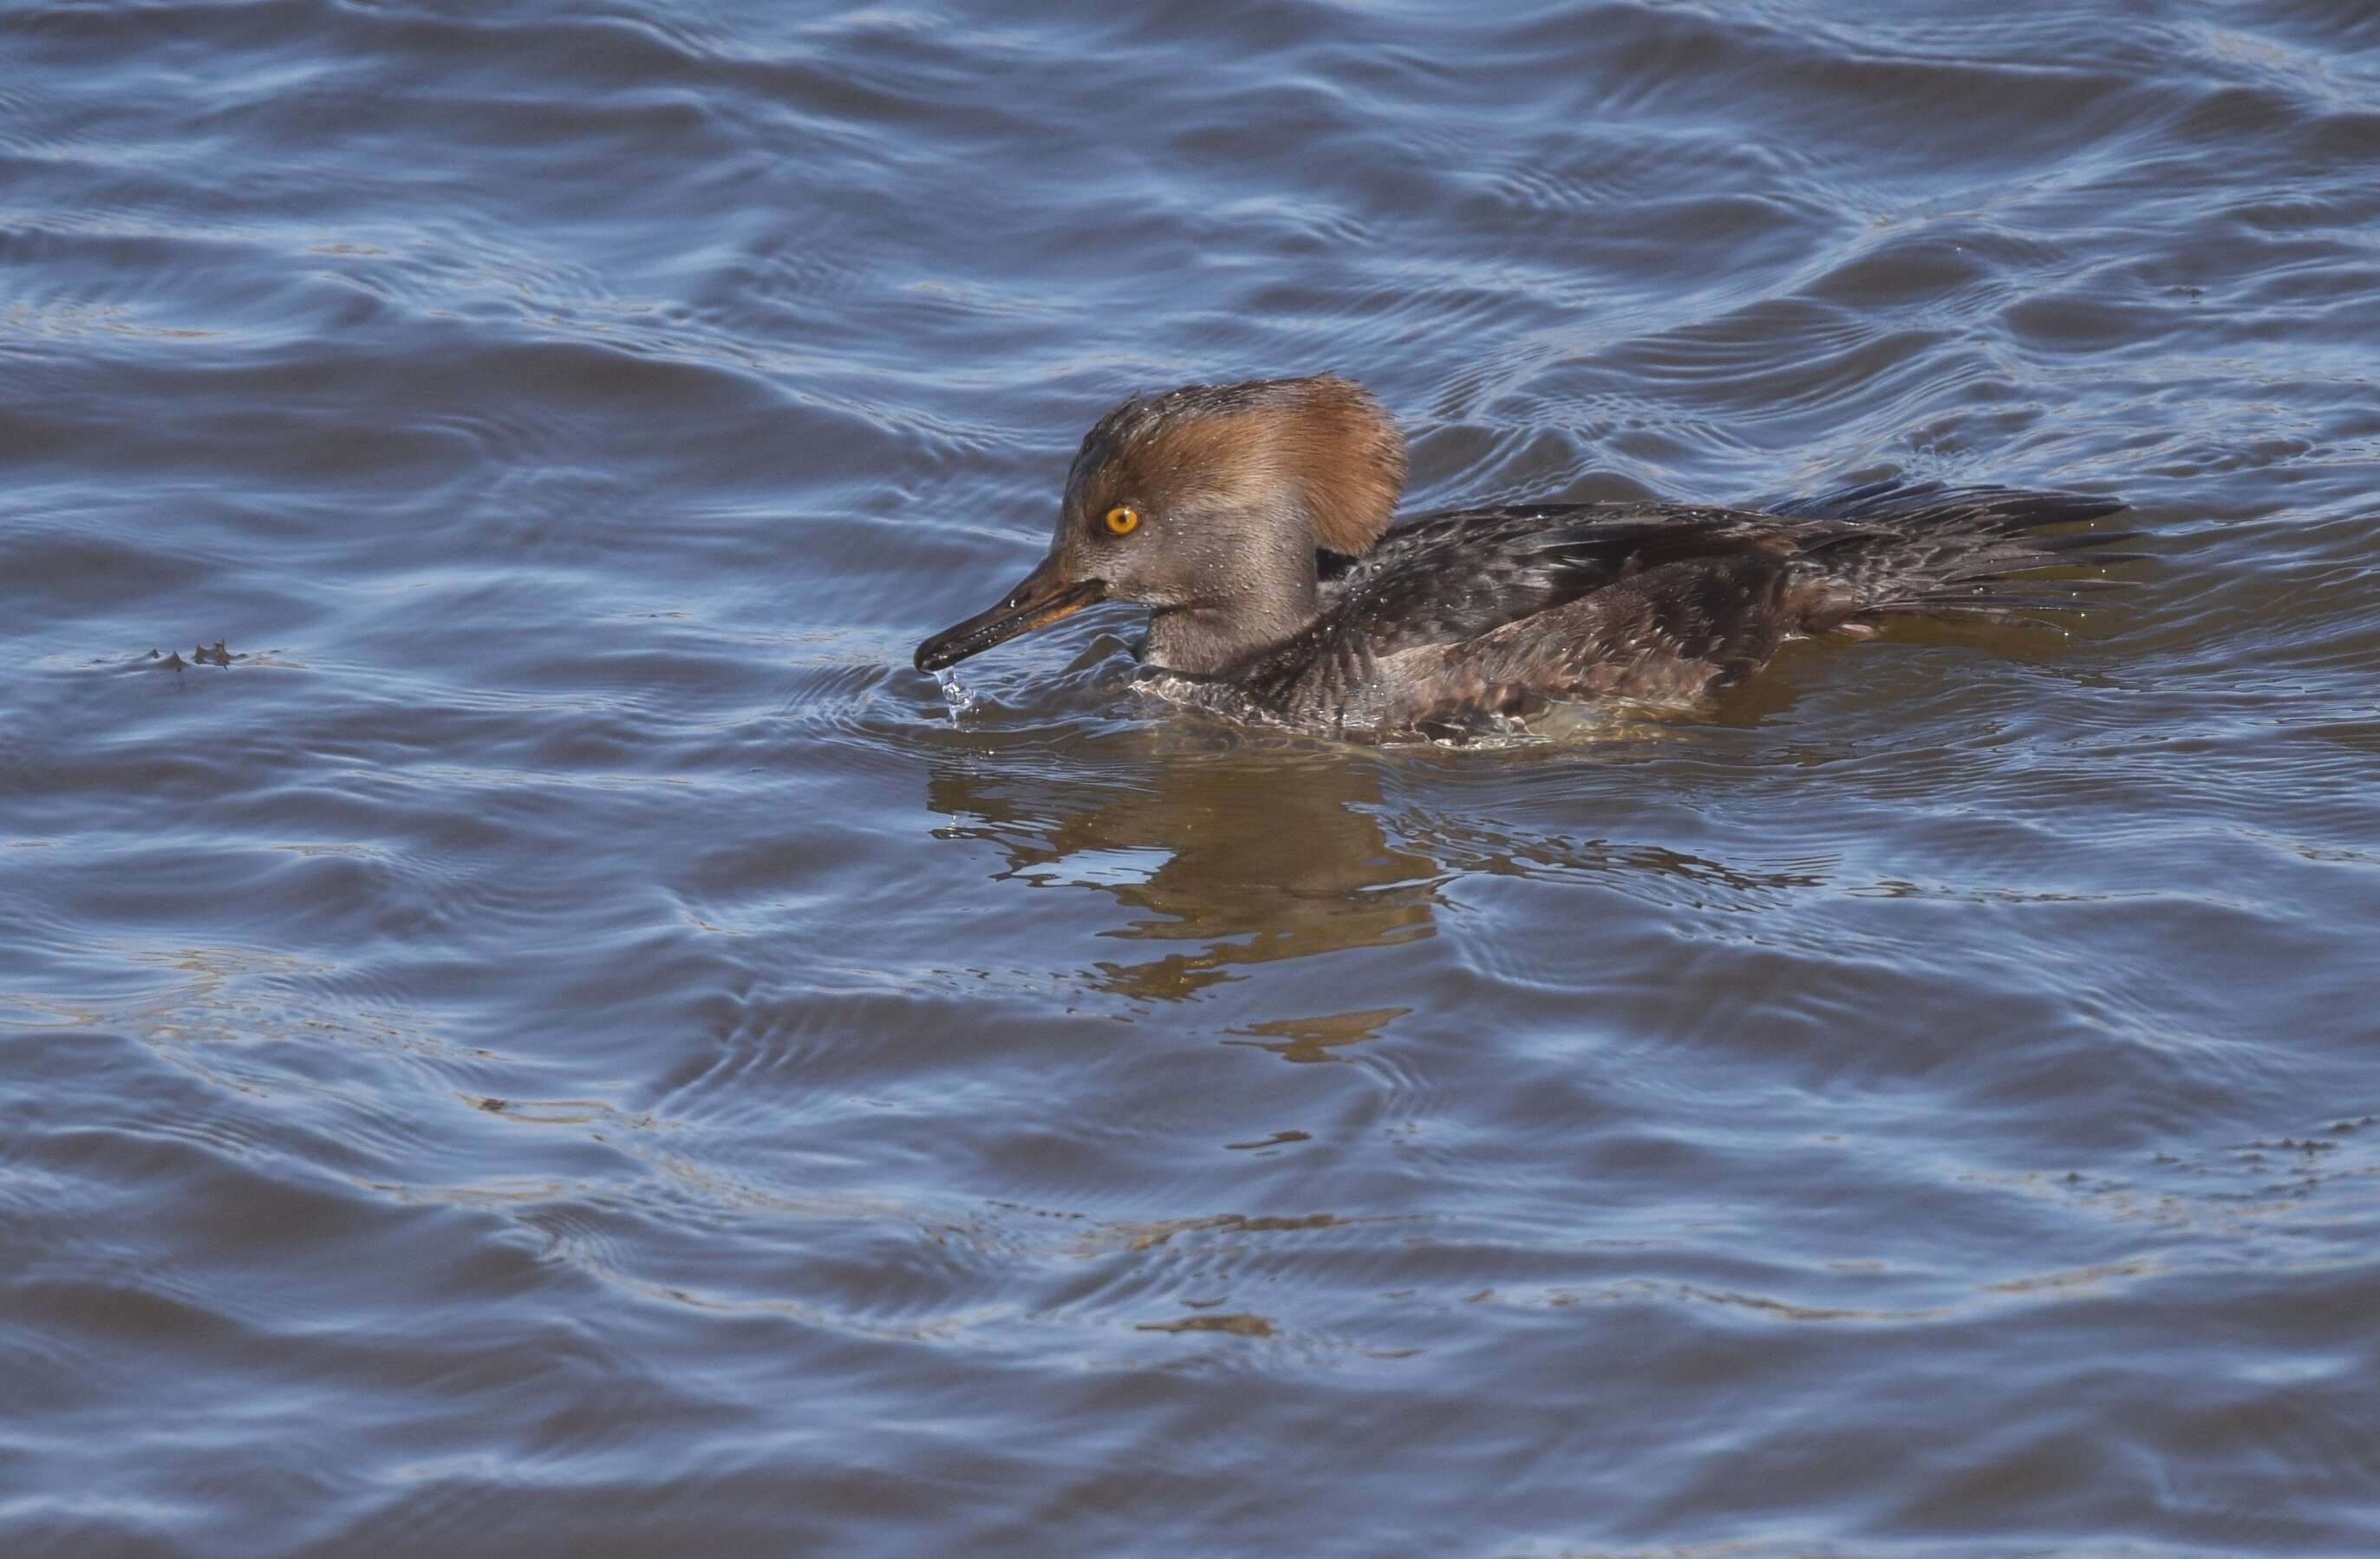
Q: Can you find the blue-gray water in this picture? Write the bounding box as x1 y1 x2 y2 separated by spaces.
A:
6 3 2380 1554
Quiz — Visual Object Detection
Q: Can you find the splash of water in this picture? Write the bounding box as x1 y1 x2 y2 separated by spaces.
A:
937 668 980 721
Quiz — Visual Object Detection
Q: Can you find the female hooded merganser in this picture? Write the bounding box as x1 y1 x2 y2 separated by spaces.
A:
915 375 2134 740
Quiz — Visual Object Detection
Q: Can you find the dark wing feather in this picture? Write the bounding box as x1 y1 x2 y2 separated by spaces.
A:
1317 502 1791 656
1768 485 2136 624
1241 485 2137 734
1242 502 1795 728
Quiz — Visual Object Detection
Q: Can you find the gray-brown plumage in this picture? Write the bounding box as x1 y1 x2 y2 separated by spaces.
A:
914 375 2137 741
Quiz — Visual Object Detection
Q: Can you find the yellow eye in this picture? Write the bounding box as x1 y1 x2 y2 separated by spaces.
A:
1104 505 1140 536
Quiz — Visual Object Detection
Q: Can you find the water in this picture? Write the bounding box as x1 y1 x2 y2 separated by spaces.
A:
6 2 2379 1553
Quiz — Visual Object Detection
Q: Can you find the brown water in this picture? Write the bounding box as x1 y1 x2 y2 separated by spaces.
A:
6 2 2380 1554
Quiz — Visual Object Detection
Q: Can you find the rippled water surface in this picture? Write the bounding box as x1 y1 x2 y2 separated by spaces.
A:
8 2 2380 1553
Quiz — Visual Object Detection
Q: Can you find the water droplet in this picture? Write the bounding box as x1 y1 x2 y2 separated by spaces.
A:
937 668 979 720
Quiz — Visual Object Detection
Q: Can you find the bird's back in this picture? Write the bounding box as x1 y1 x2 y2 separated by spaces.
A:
1227 482 2134 738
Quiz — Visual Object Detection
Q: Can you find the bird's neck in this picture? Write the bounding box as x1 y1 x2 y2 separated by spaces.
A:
1144 562 1319 676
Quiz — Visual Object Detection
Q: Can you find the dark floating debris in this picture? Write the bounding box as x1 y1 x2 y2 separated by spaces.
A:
140 640 244 670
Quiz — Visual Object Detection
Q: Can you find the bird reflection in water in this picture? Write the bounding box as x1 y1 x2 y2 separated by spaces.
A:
923 738 1440 1006
921 720 1842 1047
1223 1007 1412 1064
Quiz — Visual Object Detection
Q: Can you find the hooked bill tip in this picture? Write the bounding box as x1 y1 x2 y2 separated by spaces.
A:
912 576 1105 675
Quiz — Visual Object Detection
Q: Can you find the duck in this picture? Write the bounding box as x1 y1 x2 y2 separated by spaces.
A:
913 375 2135 741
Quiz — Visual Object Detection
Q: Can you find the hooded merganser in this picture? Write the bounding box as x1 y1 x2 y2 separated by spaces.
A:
914 375 2135 740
